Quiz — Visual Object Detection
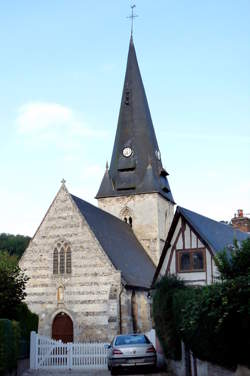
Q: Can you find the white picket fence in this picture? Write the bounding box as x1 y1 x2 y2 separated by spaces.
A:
30 332 109 370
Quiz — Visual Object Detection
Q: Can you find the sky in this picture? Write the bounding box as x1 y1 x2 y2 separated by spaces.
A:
0 0 249 236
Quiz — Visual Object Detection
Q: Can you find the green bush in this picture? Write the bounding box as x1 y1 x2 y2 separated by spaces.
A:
15 303 38 342
12 321 21 368
215 237 250 279
153 275 185 360
0 319 21 375
174 276 250 368
153 239 250 369
153 274 250 369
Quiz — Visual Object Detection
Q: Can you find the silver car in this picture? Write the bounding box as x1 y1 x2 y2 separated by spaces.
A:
107 334 156 375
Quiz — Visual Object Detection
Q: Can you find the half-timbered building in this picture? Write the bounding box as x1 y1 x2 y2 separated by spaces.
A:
152 206 249 286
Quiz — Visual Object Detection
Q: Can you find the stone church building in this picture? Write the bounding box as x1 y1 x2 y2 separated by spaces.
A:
19 36 175 343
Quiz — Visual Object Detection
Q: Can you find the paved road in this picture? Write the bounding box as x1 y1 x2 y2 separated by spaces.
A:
22 369 170 376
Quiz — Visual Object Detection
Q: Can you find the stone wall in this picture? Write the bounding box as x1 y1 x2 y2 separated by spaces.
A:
120 288 152 335
19 185 122 342
98 193 174 265
167 343 250 376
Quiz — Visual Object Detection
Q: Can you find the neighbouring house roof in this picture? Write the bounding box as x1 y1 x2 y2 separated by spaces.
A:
71 194 155 289
178 207 249 253
152 206 249 286
96 36 174 203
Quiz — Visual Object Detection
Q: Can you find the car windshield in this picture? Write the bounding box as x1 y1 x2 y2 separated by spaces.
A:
115 335 150 346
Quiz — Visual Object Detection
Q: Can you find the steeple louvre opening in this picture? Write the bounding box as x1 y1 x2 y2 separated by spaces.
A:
96 36 174 204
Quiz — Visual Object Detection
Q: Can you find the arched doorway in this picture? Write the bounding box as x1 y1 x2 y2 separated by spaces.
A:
52 312 73 343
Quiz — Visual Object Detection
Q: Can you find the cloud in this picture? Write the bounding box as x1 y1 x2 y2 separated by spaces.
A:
16 101 107 140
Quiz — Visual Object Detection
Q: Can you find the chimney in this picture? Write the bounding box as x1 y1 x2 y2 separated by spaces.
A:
231 209 250 233
237 209 243 218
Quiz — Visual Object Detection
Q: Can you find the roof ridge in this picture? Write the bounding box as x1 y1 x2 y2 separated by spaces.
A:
70 193 132 227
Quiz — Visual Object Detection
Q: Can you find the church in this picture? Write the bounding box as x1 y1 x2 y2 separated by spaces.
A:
19 35 175 343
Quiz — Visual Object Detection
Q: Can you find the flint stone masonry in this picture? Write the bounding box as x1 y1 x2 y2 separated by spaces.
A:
20 185 153 342
98 193 174 265
20 185 122 342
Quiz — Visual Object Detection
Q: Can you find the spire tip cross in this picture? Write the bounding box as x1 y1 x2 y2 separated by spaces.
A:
127 4 138 36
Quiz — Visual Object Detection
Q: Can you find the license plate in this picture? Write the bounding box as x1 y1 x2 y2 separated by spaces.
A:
127 359 135 364
127 358 144 364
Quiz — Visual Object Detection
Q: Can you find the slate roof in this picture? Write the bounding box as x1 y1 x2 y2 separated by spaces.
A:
71 194 155 289
96 36 174 203
178 207 249 254
152 206 249 286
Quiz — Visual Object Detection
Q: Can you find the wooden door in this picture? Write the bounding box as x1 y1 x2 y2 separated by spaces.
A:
52 312 73 343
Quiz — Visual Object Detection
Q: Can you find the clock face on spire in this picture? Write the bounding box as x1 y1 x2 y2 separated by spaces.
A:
123 147 132 158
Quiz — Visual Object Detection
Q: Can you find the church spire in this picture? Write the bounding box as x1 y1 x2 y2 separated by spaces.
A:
96 37 174 203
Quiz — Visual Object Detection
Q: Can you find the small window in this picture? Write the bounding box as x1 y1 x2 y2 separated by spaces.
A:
180 252 190 271
178 249 205 272
192 252 204 270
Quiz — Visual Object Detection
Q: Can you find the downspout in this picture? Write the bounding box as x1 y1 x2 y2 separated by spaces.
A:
131 289 137 333
119 285 124 334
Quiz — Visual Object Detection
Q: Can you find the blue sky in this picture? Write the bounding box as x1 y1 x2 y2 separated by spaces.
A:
0 0 249 236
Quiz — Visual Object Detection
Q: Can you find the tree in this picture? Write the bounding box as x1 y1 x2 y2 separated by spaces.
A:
0 251 29 319
215 237 250 279
0 233 30 258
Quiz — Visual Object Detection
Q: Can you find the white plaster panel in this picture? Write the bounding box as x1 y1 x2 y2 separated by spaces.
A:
191 231 197 248
178 272 206 281
184 224 191 249
206 250 212 284
198 239 203 247
212 259 220 280
159 218 181 276
170 252 176 274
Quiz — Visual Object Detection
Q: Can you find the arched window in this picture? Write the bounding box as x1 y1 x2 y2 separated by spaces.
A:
129 217 133 227
66 247 71 274
120 206 133 227
60 248 65 274
53 248 58 274
53 241 72 275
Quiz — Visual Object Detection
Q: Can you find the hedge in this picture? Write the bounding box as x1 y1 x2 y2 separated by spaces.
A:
15 303 38 342
153 274 250 369
152 275 184 360
0 319 21 375
0 304 38 374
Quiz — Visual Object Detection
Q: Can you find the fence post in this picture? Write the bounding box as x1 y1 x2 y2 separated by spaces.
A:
68 342 72 369
29 331 36 369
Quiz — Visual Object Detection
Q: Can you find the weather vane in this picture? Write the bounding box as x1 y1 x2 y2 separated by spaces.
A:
127 4 138 36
